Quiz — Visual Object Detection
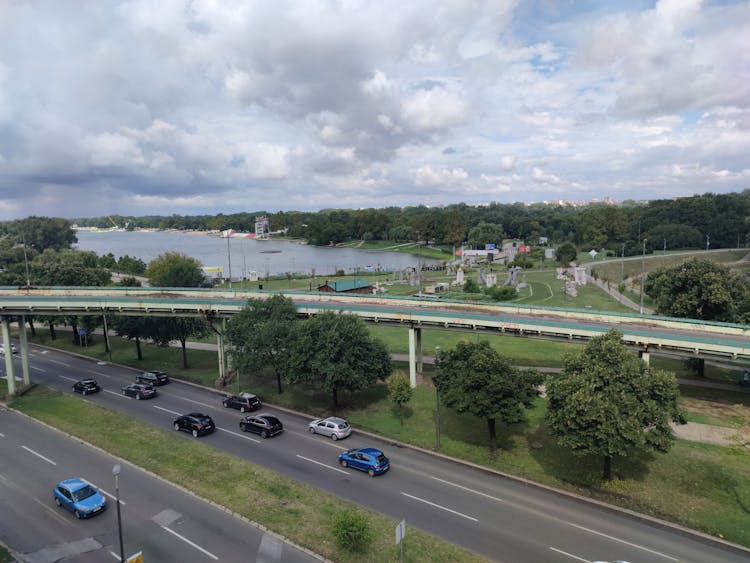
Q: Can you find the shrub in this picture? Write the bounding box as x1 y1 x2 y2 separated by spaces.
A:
332 510 374 553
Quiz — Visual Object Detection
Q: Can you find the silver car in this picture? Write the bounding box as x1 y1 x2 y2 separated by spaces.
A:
308 417 351 441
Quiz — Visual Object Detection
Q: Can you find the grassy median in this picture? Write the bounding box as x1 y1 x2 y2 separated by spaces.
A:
11 386 486 563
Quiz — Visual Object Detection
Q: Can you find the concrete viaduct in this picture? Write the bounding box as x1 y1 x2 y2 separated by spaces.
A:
1 286 749 393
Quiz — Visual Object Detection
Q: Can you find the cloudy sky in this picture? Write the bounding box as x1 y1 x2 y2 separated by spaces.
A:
0 0 748 220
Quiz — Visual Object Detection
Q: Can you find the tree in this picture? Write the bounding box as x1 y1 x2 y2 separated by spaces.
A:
145 252 205 287
545 329 685 481
463 278 480 294
485 285 517 301
555 242 578 265
433 341 542 452
31 249 110 286
286 312 391 408
467 221 504 249
388 372 413 426
225 295 298 393
5 216 77 252
147 317 210 369
644 258 750 323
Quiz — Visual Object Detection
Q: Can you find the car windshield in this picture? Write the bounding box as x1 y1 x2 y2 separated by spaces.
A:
338 421 349 428
376 454 387 464
72 485 97 501
264 417 280 425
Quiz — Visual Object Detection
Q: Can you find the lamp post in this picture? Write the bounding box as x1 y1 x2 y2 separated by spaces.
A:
226 235 232 289
639 238 647 315
620 243 625 280
434 346 441 450
112 464 125 563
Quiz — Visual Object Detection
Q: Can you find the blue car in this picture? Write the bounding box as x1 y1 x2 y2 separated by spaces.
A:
338 447 390 477
53 478 107 519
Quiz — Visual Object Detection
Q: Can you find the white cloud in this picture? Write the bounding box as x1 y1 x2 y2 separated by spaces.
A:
402 87 468 131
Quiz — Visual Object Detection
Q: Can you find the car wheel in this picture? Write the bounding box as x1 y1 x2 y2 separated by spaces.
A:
54 497 62 507
240 406 245 413
82 390 87 396
308 427 316 434
331 433 339 441
261 430 268 439
340 459 348 468
173 423 180 431
192 429 199 438
239 423 246 432
74 510 82 519
368 469 376 477
136 394 141 400
122 390 126 395
223 402 229 408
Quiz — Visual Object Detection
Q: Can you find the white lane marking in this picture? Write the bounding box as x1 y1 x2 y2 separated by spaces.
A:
568 522 678 561
32 366 46 372
80 479 126 506
218 427 261 444
548 547 589 561
179 396 219 410
0 432 4 438
104 389 127 399
296 454 350 475
160 525 219 560
430 476 505 503
59 375 77 383
50 359 71 367
22 445 57 466
400 492 478 522
109 551 120 560
154 405 182 416
88 370 111 378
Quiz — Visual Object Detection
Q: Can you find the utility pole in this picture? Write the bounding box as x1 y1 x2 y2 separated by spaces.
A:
226 235 232 289
639 238 647 315
434 346 441 450
620 243 625 280
706 234 709 251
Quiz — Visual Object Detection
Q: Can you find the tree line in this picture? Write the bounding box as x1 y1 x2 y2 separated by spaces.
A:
68 190 750 254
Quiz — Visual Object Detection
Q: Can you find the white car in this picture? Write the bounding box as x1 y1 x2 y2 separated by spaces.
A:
0 343 17 355
308 417 352 441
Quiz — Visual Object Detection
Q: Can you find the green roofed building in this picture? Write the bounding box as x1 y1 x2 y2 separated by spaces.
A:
317 278 374 294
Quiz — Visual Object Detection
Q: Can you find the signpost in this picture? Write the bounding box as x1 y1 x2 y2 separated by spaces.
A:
395 519 406 562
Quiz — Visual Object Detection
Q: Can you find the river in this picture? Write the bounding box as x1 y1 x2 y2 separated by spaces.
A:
73 229 436 278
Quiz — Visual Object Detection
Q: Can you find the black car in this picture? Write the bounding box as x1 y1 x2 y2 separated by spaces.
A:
239 414 283 439
136 370 170 386
72 379 101 396
173 413 215 437
222 392 261 413
121 383 157 400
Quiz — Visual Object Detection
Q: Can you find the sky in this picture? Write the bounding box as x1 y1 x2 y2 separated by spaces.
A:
0 0 749 221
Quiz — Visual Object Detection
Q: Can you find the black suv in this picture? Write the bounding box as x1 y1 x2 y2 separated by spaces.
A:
222 392 261 412
73 379 101 396
136 371 170 386
239 414 283 439
173 413 215 437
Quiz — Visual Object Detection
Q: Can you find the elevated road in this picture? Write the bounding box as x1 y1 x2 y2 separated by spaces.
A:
0 286 748 364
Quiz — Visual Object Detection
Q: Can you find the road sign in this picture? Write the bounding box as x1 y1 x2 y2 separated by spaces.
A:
395 519 406 544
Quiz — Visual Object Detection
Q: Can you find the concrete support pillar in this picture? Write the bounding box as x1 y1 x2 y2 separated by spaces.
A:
408 327 417 388
2 317 15 395
416 327 423 373
18 315 30 386
638 350 650 366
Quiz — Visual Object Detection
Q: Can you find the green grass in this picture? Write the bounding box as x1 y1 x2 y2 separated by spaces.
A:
0 543 13 563
11 387 486 563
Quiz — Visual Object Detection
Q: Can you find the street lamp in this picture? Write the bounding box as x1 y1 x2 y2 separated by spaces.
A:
434 346 441 450
639 238 647 315
620 243 625 281
112 464 125 563
226 235 232 289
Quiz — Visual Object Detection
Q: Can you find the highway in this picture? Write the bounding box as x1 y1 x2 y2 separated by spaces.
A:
2 345 748 563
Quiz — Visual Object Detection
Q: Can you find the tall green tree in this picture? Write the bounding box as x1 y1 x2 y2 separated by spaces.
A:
434 341 542 452
225 295 298 393
145 252 205 287
467 221 504 249
30 249 110 286
545 329 685 481
644 258 750 323
286 312 391 408
555 242 578 265
5 216 77 252
147 317 210 369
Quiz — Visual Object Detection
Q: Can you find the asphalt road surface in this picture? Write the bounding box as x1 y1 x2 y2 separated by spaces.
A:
2 344 749 563
0 406 319 562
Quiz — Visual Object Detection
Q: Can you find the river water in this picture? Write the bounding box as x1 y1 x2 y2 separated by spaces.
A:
73 229 435 278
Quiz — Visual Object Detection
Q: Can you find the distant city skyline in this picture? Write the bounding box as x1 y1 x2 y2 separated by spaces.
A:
1 1 748 221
